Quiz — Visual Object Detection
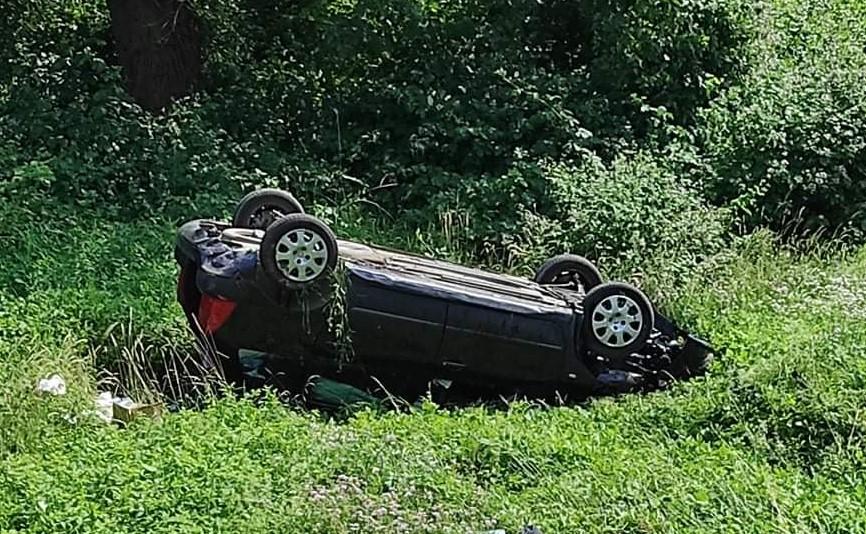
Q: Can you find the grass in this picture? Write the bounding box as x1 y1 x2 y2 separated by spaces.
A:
1 202 866 533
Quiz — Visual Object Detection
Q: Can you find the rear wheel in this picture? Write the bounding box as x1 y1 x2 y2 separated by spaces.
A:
582 282 654 359
259 214 338 289
534 254 602 291
233 189 304 229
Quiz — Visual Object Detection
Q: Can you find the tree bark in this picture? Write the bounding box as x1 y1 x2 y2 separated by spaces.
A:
108 0 201 111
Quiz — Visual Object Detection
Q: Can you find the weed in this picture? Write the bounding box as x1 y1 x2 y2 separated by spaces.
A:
326 260 354 367
96 319 230 410
2 207 865 532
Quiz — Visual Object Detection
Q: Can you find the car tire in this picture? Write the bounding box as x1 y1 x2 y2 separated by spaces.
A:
582 282 654 359
233 189 304 229
260 214 338 289
534 254 603 290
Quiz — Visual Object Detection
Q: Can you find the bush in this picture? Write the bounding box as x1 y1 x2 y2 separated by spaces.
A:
655 232 866 473
2 0 864 243
3 234 866 532
535 0 752 130
196 0 752 217
0 1 350 217
698 0 866 235
421 150 730 291
199 0 610 209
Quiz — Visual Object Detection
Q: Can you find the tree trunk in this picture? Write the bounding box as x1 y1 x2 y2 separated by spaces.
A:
108 0 201 111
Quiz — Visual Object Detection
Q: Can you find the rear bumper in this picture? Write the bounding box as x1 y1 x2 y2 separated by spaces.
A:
175 220 330 362
175 219 277 304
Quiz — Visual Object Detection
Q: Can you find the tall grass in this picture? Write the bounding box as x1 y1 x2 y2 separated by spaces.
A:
96 320 230 410
1 204 865 532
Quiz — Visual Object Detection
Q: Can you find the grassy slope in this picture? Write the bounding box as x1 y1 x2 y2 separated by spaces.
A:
1 205 865 533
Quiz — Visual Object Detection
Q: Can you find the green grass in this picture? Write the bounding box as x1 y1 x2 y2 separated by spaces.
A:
1 202 865 533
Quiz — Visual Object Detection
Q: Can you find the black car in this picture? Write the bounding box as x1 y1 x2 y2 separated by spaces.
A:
175 189 712 396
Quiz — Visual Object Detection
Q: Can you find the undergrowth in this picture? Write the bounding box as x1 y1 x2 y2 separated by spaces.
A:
1 204 865 532
326 260 355 367
2 0 866 530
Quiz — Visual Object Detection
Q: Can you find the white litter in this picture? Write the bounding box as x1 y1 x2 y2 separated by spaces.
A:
94 391 116 423
36 374 66 395
91 390 165 424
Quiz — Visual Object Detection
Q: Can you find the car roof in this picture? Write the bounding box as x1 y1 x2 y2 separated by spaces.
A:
208 223 577 312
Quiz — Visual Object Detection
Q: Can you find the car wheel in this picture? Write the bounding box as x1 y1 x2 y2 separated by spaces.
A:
582 282 654 359
260 214 338 289
534 254 602 291
233 189 304 229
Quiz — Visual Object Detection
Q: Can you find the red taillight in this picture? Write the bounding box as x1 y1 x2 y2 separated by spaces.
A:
198 294 237 335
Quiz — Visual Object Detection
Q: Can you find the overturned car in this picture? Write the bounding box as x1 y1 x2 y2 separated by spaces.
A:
175 189 713 397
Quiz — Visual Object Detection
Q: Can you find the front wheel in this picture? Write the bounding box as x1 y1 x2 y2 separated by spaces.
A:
581 282 654 359
259 214 338 289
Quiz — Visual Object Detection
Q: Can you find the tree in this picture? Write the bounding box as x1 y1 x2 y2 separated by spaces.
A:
108 0 201 111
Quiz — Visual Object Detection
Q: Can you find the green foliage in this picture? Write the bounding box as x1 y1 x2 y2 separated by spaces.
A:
326 261 354 365
698 0 866 234
2 203 866 532
3 0 866 531
3 0 861 238
0 205 183 343
199 0 610 211
657 233 866 472
0 1 339 217
537 0 752 129
541 152 731 288
423 151 729 290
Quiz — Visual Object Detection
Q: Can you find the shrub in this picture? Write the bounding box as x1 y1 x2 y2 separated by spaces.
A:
534 0 752 130
422 150 730 292
698 0 866 235
3 0 863 244
194 0 752 217
0 1 347 217
199 0 612 210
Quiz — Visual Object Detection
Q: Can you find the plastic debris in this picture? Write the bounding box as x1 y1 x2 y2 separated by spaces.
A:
91 392 164 424
239 349 269 382
94 391 116 423
36 374 66 395
306 377 378 411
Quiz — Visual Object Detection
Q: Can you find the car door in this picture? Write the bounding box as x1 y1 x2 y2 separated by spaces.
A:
346 273 447 365
439 299 572 383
